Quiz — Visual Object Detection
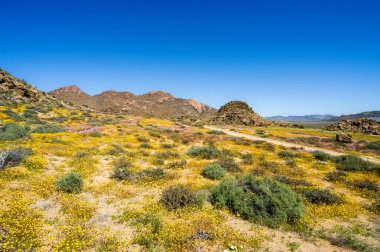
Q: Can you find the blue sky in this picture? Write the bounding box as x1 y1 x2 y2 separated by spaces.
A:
1 0 379 116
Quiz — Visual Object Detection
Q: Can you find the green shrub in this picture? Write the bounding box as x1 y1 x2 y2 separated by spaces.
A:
278 150 299 159
325 171 347 182
136 136 149 143
240 153 253 165
108 143 125 155
0 123 30 140
201 164 226 180
155 151 179 159
56 172 83 193
210 175 304 228
207 130 226 135
216 156 242 172
360 141 380 151
274 175 312 187
160 185 200 210
369 197 380 213
140 143 152 149
348 178 379 192
255 129 266 135
166 160 186 169
335 155 380 173
138 168 165 180
298 188 343 205
0 148 32 170
312 151 334 161
89 131 102 137
111 157 133 180
161 143 174 149
187 146 220 159
32 124 64 133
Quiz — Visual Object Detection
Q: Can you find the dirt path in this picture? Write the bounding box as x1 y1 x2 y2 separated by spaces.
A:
205 125 380 164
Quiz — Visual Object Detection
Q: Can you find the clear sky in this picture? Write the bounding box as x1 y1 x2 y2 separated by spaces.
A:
1 0 379 116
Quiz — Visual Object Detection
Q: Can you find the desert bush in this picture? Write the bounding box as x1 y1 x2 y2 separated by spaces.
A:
166 160 186 169
210 175 304 228
140 143 152 149
111 157 133 180
207 130 226 135
0 148 32 170
89 131 102 137
56 172 83 193
201 164 226 180
227 136 252 146
0 123 30 140
278 150 299 159
155 151 179 159
334 155 380 173
187 146 220 159
312 151 334 161
148 130 161 138
32 124 64 133
160 185 201 210
360 141 380 151
251 168 266 176
136 136 149 143
261 142 275 152
348 179 379 192
256 129 266 135
274 175 312 187
138 168 165 180
298 188 343 205
161 143 174 149
241 153 253 165
325 171 347 182
152 158 164 166
216 156 242 172
369 197 380 213
108 143 125 155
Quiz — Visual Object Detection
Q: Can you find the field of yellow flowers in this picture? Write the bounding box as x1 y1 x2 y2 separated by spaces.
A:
0 104 379 251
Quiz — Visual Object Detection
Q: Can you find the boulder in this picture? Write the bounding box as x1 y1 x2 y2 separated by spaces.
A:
336 133 353 143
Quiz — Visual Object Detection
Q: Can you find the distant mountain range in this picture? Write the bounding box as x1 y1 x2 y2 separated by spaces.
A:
267 112 380 122
266 115 337 122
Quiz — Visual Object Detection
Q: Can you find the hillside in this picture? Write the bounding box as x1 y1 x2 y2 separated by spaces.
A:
267 114 337 122
331 111 380 122
49 85 216 118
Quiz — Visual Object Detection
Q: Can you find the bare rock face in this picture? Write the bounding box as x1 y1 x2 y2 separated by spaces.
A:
49 86 216 119
212 101 273 126
336 133 353 143
325 119 380 135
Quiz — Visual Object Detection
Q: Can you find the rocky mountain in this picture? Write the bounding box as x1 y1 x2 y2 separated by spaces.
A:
211 101 274 126
49 85 216 118
267 114 337 122
324 119 380 135
330 111 380 122
0 69 68 107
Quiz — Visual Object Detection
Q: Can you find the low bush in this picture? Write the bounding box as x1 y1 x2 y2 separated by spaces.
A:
0 123 30 140
138 168 165 180
56 172 83 194
274 175 312 187
201 164 226 180
166 160 186 169
111 157 133 180
216 156 242 172
108 143 125 155
210 175 304 228
89 131 102 137
325 171 347 182
360 141 380 151
240 153 253 165
207 130 226 135
160 185 201 210
161 143 174 149
140 143 152 149
155 151 179 159
312 151 334 161
278 150 299 159
348 178 379 192
32 124 64 133
298 188 343 205
22 156 47 171
186 146 220 159
0 148 32 170
334 155 380 173
136 136 149 143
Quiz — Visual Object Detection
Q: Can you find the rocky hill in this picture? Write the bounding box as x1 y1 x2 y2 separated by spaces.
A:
211 101 274 126
49 85 216 118
330 111 380 122
0 69 70 107
324 118 380 135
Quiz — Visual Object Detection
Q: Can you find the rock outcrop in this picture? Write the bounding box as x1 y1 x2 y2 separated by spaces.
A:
324 119 380 135
336 133 353 143
211 101 273 126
